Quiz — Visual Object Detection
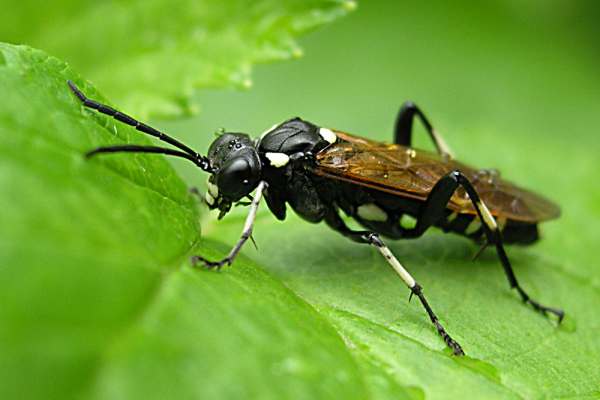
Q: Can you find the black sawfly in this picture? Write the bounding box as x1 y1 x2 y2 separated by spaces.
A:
68 81 563 356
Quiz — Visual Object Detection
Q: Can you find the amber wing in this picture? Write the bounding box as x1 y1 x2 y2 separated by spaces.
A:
313 131 560 222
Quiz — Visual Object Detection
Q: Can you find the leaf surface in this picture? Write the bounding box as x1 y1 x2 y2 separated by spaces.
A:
0 0 355 118
0 43 368 400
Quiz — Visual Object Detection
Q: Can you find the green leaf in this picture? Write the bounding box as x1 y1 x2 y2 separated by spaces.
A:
0 0 355 118
0 43 368 400
4 0 600 398
211 215 600 398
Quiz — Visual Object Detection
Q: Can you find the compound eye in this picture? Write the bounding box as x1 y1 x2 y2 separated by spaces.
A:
216 157 258 200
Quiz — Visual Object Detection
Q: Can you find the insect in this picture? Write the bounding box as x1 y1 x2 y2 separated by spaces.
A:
68 81 564 356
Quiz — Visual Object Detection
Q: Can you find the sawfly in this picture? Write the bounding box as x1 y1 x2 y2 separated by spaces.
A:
69 81 563 355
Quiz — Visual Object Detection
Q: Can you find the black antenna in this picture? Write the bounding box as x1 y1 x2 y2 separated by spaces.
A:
86 145 211 170
67 80 212 172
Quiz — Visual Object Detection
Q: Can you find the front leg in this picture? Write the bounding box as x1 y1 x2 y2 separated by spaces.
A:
324 211 465 355
191 181 267 269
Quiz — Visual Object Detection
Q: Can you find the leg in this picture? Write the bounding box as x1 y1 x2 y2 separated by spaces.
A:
191 181 267 269
394 101 453 159
67 81 211 172
325 211 465 355
403 171 564 321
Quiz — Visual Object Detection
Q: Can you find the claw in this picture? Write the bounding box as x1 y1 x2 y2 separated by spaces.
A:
433 320 465 356
516 287 564 324
527 298 565 323
449 339 465 356
190 255 231 270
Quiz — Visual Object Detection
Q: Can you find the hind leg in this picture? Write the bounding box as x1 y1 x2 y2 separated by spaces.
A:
394 101 453 159
401 171 564 321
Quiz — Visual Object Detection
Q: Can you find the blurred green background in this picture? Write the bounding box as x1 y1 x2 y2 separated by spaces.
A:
164 0 600 282
2 0 600 399
161 0 600 396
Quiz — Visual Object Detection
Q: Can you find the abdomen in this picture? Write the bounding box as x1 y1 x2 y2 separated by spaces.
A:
439 210 540 245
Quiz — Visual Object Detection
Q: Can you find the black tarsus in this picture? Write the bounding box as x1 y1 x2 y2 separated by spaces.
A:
410 283 464 356
67 80 212 172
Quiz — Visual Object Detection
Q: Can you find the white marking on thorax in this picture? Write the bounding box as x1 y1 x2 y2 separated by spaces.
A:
357 203 388 222
265 152 290 168
319 127 337 144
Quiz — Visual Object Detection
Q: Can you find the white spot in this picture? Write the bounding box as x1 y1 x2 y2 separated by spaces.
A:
465 219 482 235
265 152 290 168
207 181 219 198
477 201 498 230
399 214 417 229
205 191 215 206
319 127 337 144
357 204 388 222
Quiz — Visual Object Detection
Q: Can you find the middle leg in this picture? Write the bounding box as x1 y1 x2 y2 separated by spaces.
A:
325 211 465 355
